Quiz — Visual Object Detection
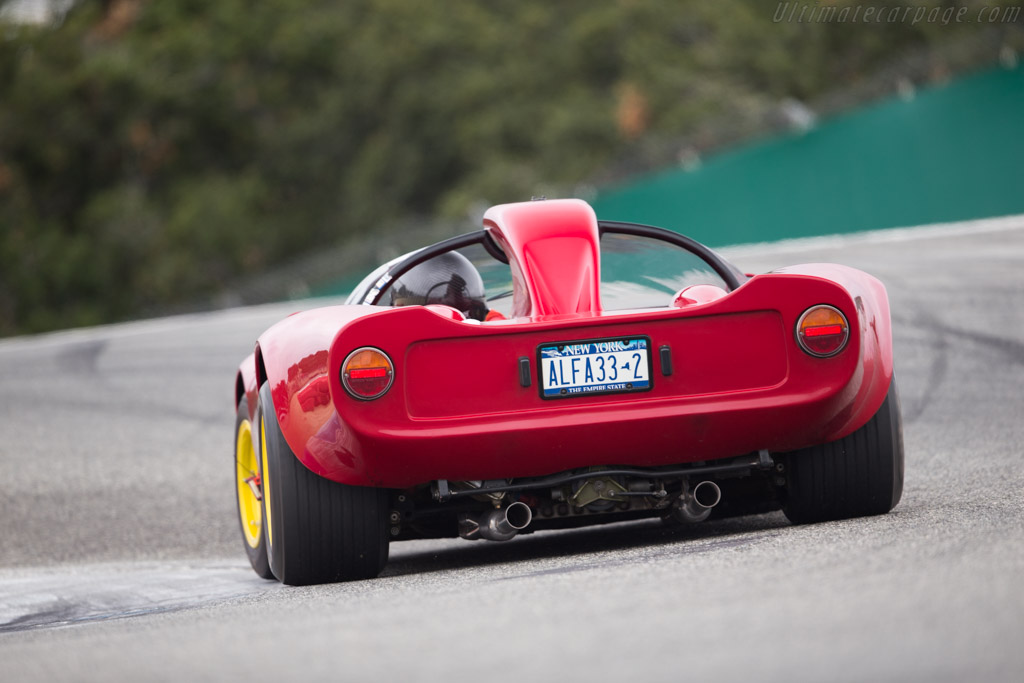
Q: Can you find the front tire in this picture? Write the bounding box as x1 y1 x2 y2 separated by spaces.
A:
256 382 390 585
782 378 905 524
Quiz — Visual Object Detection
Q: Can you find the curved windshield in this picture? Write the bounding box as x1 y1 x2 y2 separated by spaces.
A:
599 231 730 310
351 223 740 317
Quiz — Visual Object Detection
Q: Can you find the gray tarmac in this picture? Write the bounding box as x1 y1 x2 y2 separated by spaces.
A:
1 217 1022 682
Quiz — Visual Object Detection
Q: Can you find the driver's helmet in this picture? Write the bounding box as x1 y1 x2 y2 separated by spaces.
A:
388 251 487 321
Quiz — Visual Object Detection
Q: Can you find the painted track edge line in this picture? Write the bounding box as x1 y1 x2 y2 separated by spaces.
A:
717 212 1024 259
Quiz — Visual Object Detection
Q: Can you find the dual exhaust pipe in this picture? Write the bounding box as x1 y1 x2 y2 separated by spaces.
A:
459 501 533 541
457 480 722 539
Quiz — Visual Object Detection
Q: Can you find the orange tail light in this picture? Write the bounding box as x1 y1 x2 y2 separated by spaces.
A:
796 305 850 357
341 347 394 400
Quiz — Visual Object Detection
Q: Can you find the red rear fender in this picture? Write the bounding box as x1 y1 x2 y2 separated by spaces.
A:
770 263 894 429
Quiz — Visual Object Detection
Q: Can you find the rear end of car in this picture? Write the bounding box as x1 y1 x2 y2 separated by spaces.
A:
322 263 890 492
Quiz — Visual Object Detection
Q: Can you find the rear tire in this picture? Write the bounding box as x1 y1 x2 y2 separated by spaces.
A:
235 396 273 579
256 382 390 585
782 378 904 524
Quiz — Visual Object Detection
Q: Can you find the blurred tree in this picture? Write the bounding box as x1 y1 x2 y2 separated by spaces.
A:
0 0 1019 334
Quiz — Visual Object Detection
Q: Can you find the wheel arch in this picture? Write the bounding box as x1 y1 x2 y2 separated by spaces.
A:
235 371 245 408
236 351 260 419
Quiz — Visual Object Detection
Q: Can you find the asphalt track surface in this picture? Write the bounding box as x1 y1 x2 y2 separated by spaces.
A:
1 216 1022 682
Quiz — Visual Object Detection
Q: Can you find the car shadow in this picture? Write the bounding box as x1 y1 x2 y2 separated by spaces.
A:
380 511 791 579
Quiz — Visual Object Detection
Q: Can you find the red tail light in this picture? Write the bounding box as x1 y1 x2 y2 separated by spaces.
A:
796 305 850 357
341 347 394 400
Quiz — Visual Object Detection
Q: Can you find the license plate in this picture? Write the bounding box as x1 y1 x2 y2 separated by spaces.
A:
538 336 652 399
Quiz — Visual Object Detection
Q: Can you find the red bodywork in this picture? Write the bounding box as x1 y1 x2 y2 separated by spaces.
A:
237 200 893 489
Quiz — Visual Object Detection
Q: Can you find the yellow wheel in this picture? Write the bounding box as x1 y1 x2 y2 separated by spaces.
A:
236 418 261 548
260 413 272 548
234 396 272 579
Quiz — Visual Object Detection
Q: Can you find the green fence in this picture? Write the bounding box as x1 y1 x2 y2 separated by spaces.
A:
591 64 1024 247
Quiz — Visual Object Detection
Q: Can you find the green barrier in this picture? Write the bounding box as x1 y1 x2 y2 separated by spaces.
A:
592 64 1024 246
317 65 1022 299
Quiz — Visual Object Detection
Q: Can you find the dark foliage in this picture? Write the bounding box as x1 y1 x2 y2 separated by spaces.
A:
0 0 1016 334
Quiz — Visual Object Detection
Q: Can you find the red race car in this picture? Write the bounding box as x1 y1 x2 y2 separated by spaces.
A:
233 199 904 585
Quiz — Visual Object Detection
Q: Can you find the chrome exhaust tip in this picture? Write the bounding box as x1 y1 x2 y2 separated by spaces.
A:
459 501 534 541
692 480 722 509
503 501 533 531
669 480 722 524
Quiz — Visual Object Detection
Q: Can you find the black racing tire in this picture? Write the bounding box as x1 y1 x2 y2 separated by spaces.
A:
255 382 390 585
234 396 273 579
782 377 905 524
